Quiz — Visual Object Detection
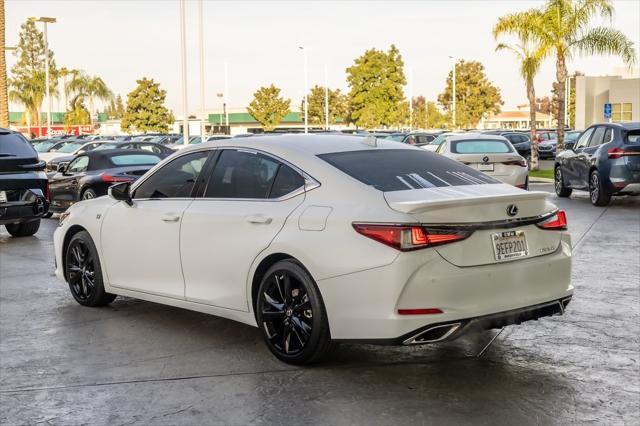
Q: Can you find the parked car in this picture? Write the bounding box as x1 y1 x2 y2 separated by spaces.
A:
92 141 175 156
384 133 437 146
436 134 529 189
484 131 532 160
48 149 163 213
54 134 572 364
0 128 49 236
45 140 116 172
38 140 89 164
421 132 461 151
554 122 640 206
535 129 558 144
537 131 582 159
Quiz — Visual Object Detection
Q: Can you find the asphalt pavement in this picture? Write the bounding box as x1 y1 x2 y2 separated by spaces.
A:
1 185 638 425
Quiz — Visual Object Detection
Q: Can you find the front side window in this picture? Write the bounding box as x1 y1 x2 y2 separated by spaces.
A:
133 151 209 199
67 156 89 173
205 149 281 199
575 127 595 150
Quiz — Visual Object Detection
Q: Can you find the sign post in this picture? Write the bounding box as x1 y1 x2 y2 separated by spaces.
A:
604 103 612 123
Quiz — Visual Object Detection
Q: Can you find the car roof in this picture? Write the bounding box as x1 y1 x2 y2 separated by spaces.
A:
597 122 640 131
447 133 510 142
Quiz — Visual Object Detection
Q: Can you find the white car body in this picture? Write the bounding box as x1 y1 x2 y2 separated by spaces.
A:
437 134 529 188
38 141 104 164
53 135 572 357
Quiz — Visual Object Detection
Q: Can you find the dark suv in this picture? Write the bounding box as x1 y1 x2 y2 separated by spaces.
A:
554 122 640 206
0 129 50 236
485 131 532 160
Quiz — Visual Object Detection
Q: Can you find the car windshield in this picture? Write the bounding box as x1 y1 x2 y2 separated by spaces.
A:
54 143 84 153
318 149 498 192
34 141 56 152
94 143 119 150
429 133 453 146
565 132 581 141
109 154 161 166
626 130 640 144
385 135 406 142
451 139 513 154
0 132 36 157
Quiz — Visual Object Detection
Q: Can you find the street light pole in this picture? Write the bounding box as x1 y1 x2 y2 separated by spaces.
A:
224 60 229 132
324 64 329 130
30 17 56 136
198 0 205 139
179 0 189 143
408 67 413 131
299 46 308 134
449 56 456 129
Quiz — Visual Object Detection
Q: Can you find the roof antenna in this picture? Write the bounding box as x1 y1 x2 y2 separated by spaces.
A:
362 135 377 147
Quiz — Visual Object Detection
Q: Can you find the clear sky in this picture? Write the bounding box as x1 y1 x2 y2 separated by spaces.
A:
5 0 640 115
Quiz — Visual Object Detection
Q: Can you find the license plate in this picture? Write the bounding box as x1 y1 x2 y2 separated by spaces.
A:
478 163 494 171
491 230 529 261
0 191 7 203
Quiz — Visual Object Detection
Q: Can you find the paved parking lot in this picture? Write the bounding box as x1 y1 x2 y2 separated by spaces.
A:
1 184 638 425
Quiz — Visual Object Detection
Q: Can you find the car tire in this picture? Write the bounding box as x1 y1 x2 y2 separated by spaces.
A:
65 231 117 307
4 220 40 237
82 188 97 200
589 170 611 207
555 167 572 198
256 259 333 365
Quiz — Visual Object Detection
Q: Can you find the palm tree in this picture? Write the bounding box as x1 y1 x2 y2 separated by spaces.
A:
66 72 113 122
0 0 8 128
494 36 544 170
494 0 636 152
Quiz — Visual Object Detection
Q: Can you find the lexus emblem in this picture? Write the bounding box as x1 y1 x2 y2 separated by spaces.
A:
482 156 490 163
506 204 518 217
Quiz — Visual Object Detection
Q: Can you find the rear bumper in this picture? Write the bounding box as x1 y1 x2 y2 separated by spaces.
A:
0 192 49 225
318 232 572 341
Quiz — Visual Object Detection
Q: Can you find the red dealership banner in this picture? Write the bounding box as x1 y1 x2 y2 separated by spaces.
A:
14 125 95 139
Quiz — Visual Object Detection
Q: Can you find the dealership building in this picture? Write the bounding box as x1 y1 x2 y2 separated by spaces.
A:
574 70 640 129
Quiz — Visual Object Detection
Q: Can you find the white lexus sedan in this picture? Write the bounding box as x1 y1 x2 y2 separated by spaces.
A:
436 134 530 189
53 134 572 364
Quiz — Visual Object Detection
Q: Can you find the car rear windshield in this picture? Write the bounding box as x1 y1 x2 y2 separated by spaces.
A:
0 132 38 158
55 143 83 153
318 149 499 192
109 154 161 166
450 139 513 154
626 130 640 144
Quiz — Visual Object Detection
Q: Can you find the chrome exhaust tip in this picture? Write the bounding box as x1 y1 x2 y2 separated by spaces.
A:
403 322 461 345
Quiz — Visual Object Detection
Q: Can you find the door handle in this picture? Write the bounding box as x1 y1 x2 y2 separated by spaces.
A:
246 215 272 224
161 214 180 223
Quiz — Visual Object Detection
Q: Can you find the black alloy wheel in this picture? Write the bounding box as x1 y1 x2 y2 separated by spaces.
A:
82 188 97 200
589 170 611 207
256 260 332 365
65 231 116 306
555 167 572 198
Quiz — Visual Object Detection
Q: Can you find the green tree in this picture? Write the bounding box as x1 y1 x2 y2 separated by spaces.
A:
66 71 113 121
346 44 406 129
105 94 125 120
247 84 291 131
494 25 545 169
121 78 174 133
0 0 8 127
411 96 428 129
8 19 58 128
63 95 90 127
426 100 448 129
494 0 636 151
438 60 502 129
300 85 348 126
115 94 125 118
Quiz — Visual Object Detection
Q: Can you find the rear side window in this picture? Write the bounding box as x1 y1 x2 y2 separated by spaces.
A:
588 127 606 147
318 149 499 192
270 164 305 198
626 130 640 144
0 132 37 158
451 140 513 154
205 150 280 199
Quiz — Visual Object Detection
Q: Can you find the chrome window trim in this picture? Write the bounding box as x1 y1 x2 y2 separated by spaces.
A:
130 145 321 202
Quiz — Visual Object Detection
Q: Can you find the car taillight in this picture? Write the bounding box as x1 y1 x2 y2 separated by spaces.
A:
536 210 567 230
44 181 51 202
101 173 134 183
352 224 472 251
607 147 639 159
502 160 528 167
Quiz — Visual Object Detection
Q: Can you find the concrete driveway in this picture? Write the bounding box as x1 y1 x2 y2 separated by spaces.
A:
1 185 638 425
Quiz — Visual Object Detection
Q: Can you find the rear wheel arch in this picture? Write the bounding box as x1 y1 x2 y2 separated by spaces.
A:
251 253 312 314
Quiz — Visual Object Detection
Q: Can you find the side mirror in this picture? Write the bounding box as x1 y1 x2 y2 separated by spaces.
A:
108 182 133 206
57 163 67 174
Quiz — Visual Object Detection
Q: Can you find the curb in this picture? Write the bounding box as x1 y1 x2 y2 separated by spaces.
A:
530 177 554 183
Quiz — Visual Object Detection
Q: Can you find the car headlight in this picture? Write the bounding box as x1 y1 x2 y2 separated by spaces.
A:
58 211 71 227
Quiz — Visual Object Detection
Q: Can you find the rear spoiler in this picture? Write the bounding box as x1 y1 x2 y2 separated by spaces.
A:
18 160 47 171
384 186 548 214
